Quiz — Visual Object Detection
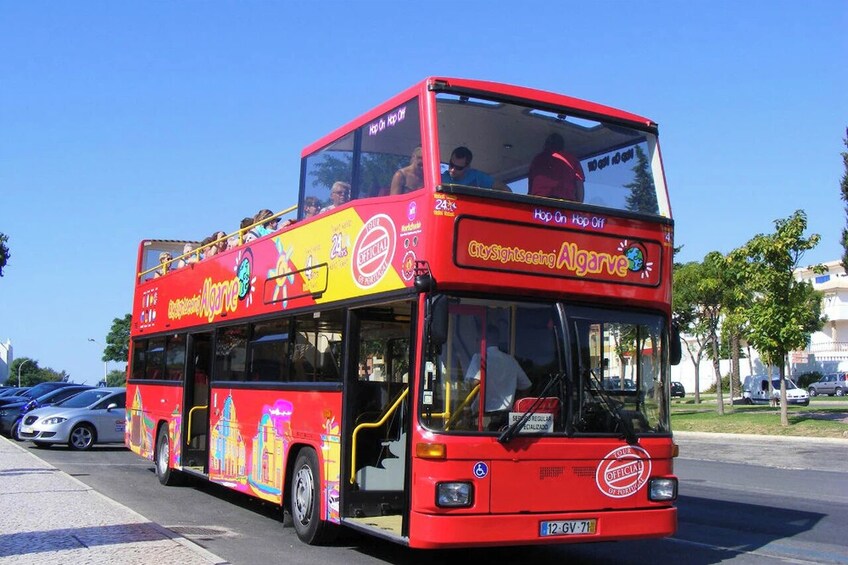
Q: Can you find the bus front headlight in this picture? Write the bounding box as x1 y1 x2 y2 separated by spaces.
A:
436 482 473 507
648 478 678 501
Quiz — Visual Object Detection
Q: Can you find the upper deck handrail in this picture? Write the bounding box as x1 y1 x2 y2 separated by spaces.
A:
138 204 297 281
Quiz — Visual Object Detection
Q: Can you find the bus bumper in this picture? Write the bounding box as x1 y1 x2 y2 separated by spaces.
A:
408 507 677 549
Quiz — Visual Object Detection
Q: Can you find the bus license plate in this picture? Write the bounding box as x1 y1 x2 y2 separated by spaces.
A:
539 519 596 537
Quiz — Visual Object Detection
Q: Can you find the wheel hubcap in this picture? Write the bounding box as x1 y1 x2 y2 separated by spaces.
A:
158 436 170 474
72 428 92 448
293 464 314 526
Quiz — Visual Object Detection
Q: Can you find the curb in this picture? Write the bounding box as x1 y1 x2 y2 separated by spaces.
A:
3 437 230 565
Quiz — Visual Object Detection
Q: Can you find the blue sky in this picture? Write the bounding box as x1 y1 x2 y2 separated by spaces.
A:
1 1 846 385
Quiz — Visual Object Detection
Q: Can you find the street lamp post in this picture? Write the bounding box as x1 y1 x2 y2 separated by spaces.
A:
17 359 31 388
87 338 108 384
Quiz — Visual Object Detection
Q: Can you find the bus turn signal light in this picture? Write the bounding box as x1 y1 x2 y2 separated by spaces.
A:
416 442 446 459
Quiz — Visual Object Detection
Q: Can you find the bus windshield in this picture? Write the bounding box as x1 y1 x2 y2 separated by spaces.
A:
436 92 669 217
420 297 670 437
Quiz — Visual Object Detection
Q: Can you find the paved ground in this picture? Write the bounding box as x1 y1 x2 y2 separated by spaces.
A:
1 431 844 564
674 430 848 473
0 436 227 565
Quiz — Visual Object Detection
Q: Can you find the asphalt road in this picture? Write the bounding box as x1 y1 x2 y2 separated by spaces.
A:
22 433 848 564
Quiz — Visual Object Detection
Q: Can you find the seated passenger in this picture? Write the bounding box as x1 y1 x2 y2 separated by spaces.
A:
528 133 585 202
441 146 511 192
153 252 173 278
302 196 321 218
175 243 199 269
205 231 228 258
230 217 254 247
254 209 281 237
321 182 351 213
390 146 424 195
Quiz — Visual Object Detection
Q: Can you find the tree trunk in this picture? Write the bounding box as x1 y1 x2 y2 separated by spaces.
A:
746 344 754 380
711 335 724 415
729 333 740 412
779 357 789 427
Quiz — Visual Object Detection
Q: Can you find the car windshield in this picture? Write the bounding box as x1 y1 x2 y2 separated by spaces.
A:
57 389 115 408
772 379 798 390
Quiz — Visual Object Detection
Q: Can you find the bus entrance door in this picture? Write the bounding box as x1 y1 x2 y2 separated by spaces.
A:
344 305 412 535
183 332 212 473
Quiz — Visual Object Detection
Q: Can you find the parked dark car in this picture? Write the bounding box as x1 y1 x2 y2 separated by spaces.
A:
670 382 686 398
0 385 92 439
807 373 848 397
0 386 31 398
0 381 76 406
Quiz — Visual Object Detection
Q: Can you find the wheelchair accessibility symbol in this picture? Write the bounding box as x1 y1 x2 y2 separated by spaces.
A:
473 461 489 479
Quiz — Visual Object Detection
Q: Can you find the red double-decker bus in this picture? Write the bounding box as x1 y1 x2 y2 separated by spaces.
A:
126 77 680 549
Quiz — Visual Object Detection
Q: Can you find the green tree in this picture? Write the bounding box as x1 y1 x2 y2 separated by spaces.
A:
743 210 826 426
8 358 64 387
105 369 127 387
721 248 755 405
672 260 710 404
624 145 659 215
840 128 848 271
103 314 132 363
0 232 9 277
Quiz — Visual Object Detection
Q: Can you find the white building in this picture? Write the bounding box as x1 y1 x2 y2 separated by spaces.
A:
0 339 11 384
669 259 846 393
793 260 848 373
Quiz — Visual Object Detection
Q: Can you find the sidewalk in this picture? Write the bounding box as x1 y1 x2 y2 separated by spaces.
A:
0 436 228 565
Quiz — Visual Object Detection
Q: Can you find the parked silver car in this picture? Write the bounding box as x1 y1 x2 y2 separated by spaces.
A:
17 387 126 450
807 373 848 397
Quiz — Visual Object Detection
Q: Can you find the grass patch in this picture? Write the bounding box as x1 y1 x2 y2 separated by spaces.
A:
670 402 848 438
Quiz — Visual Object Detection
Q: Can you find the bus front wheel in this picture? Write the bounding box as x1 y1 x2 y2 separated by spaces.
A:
291 448 334 545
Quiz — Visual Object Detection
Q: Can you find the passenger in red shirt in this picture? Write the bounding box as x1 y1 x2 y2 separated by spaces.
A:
528 133 585 202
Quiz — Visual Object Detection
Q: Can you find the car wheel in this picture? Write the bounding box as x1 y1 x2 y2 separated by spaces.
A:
33 441 51 449
155 425 182 486
68 424 96 450
291 448 335 545
808 388 817 397
837 388 844 397
11 419 23 441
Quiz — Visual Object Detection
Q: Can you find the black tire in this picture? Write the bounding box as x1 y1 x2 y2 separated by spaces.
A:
33 441 51 449
291 448 335 545
155 425 182 486
11 419 23 441
808 388 817 397
836 388 844 397
68 424 96 450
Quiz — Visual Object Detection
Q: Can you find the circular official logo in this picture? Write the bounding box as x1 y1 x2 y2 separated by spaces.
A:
351 214 396 289
595 445 651 498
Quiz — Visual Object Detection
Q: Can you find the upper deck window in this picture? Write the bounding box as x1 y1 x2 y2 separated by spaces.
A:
436 93 669 217
300 98 422 218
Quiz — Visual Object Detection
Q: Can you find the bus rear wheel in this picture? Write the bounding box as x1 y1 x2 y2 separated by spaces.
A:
156 426 182 486
291 448 335 545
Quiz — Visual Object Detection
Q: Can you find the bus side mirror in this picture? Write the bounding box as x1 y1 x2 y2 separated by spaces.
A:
428 295 448 348
669 322 682 366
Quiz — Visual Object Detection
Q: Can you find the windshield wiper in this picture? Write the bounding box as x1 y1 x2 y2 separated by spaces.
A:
498 371 565 444
583 367 639 445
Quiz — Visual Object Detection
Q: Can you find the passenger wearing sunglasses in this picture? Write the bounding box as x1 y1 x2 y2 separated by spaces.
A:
441 146 511 192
